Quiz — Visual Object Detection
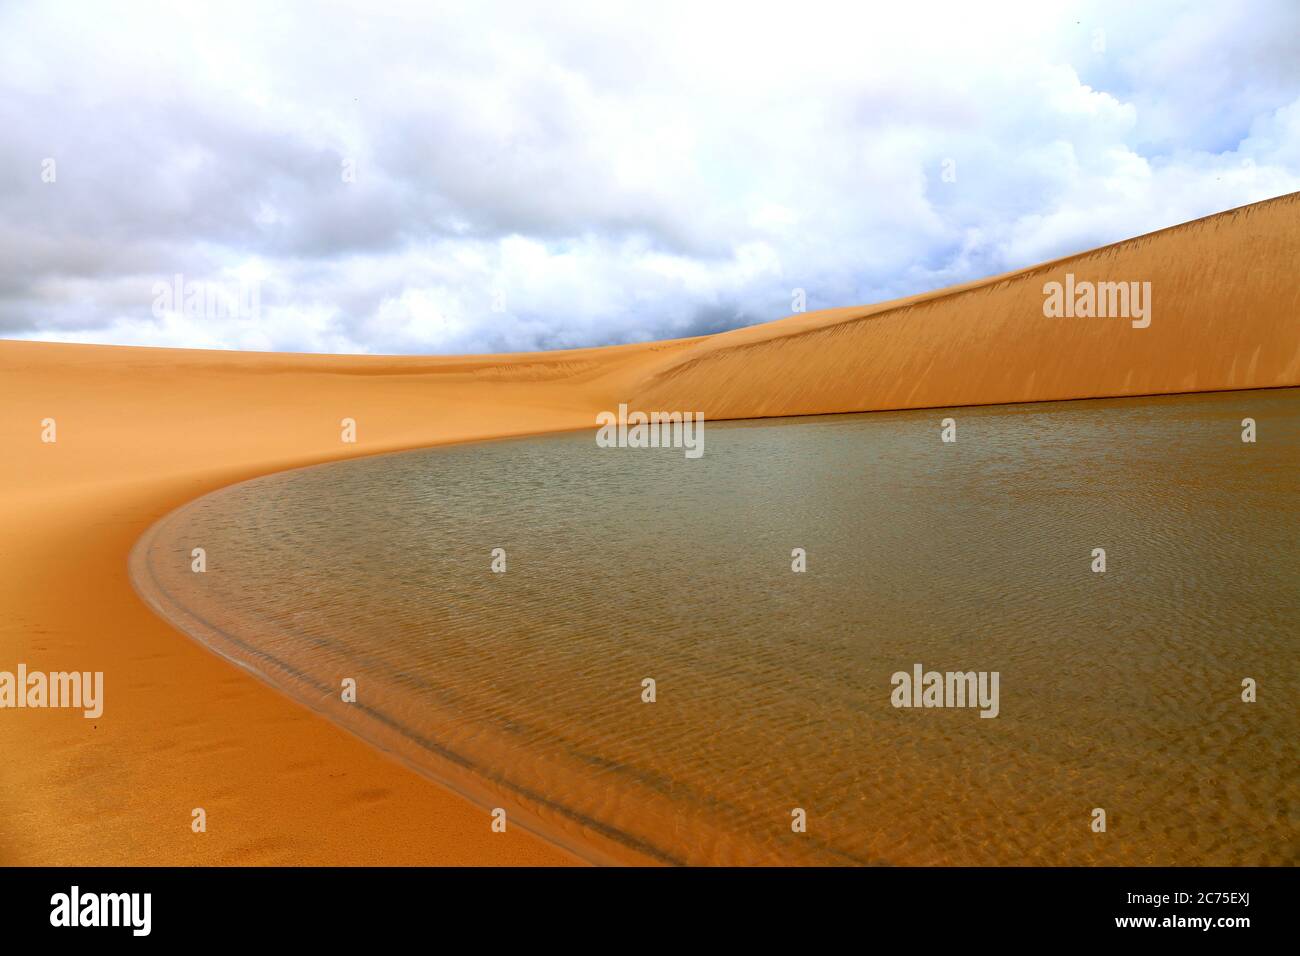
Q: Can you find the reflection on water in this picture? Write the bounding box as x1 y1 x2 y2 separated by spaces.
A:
132 389 1300 864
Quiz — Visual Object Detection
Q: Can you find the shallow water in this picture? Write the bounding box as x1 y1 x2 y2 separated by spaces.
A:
132 389 1300 865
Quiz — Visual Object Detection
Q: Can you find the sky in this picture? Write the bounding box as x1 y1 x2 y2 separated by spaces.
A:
2 0 1298 355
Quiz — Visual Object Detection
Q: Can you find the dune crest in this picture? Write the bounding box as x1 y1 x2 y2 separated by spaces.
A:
626 191 1300 418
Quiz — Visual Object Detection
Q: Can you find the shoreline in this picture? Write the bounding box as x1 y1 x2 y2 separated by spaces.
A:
0 442 591 865
0 337 663 865
127 449 670 867
122 385 1300 867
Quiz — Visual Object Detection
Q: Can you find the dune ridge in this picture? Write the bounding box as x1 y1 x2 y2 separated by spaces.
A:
627 191 1300 417
0 192 1296 864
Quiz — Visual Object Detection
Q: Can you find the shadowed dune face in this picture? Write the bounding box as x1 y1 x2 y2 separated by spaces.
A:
627 192 1300 418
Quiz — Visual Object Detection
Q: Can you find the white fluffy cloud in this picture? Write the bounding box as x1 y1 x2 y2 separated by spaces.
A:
2 0 1298 354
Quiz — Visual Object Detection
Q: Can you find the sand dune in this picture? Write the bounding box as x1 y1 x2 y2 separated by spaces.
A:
0 193 1295 864
628 191 1300 417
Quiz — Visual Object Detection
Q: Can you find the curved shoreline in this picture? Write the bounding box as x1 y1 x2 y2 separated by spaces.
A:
125 387 1300 867
0 374 607 864
128 445 673 866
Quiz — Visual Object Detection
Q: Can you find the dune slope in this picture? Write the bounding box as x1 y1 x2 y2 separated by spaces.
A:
627 191 1300 417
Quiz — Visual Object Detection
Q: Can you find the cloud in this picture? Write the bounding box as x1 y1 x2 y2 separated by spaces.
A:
1 0 1297 354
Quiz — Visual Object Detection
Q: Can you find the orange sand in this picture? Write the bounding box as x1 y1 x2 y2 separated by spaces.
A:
0 193 1296 865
